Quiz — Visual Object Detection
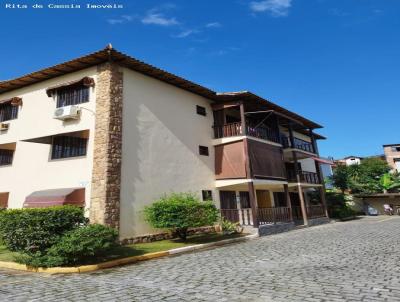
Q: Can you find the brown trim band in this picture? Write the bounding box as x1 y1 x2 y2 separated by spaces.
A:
0 97 22 106
46 76 95 97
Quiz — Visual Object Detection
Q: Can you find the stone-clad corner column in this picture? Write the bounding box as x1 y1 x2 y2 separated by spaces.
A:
90 62 123 229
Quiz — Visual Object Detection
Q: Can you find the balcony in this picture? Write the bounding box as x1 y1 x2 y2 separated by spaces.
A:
292 205 325 220
257 207 292 225
220 208 253 226
213 123 280 144
287 169 320 184
213 122 242 138
281 136 315 153
221 207 293 226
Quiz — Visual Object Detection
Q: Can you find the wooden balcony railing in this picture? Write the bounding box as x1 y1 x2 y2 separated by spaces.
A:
222 206 324 226
301 171 320 184
257 207 292 225
220 209 240 223
220 208 253 225
287 170 320 184
292 207 303 221
239 208 253 225
246 125 280 144
292 205 325 220
281 136 315 153
213 123 280 143
307 205 325 219
213 123 243 139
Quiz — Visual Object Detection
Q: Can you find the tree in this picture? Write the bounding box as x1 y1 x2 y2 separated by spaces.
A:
331 158 394 195
331 165 350 193
346 158 391 194
144 193 219 240
379 173 400 194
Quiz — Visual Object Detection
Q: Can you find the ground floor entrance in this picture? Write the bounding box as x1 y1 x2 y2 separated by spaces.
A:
218 179 328 227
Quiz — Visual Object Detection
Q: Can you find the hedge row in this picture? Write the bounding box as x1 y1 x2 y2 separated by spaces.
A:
0 206 118 267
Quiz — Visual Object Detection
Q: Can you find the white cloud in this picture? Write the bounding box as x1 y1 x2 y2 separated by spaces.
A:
205 22 222 28
173 29 200 38
250 0 292 16
107 15 136 25
107 19 124 25
141 9 179 26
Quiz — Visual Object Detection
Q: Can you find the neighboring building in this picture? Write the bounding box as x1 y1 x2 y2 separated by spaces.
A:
335 156 363 166
383 144 400 172
335 154 386 167
0 45 329 240
355 193 400 215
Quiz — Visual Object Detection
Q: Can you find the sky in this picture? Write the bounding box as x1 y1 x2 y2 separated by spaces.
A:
0 0 399 159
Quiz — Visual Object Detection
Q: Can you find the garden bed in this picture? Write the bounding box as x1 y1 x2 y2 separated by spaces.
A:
0 233 246 266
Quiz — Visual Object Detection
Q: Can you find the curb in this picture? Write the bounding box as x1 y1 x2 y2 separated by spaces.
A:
0 234 256 274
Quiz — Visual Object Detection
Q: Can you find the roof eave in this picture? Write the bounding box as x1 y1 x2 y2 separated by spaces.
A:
216 91 323 129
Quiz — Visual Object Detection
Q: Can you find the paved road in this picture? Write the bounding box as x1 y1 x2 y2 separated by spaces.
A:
1 216 400 302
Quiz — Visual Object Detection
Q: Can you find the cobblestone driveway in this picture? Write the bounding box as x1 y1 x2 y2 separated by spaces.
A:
1 216 400 302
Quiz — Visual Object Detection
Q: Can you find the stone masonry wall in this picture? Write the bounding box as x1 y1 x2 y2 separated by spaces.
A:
120 226 218 245
258 222 296 237
383 145 400 171
89 62 123 229
307 217 331 227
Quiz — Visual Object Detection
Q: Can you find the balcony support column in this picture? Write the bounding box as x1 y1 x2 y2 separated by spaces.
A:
297 184 308 226
248 181 259 228
314 160 329 218
288 123 295 148
241 102 258 227
284 184 293 222
309 128 318 154
239 101 247 136
292 150 308 225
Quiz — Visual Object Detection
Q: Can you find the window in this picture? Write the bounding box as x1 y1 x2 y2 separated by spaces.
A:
196 105 206 116
0 102 18 122
51 136 87 159
56 86 89 108
199 145 209 156
202 190 213 201
239 191 251 208
273 192 286 207
0 149 14 166
391 146 400 152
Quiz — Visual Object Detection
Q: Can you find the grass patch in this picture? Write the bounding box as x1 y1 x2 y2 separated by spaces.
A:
95 232 246 263
0 245 19 262
0 233 246 265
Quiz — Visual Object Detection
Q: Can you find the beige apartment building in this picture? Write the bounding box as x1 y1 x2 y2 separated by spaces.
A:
0 46 328 240
383 144 400 172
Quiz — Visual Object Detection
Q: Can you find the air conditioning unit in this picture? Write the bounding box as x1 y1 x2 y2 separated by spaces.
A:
0 123 9 131
53 105 81 121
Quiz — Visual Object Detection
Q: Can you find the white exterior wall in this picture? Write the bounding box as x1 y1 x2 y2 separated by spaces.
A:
0 68 97 210
345 157 361 166
120 68 217 239
298 158 317 173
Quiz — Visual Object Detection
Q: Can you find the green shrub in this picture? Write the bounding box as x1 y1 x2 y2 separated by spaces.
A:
220 218 243 235
144 193 219 240
326 192 347 207
330 205 356 219
326 192 356 219
0 206 87 254
16 224 118 267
